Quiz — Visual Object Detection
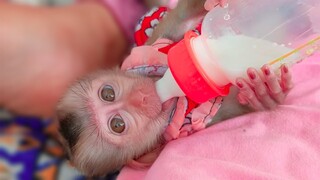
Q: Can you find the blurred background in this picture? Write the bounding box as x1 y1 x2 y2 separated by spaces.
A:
0 1 93 180
3 0 74 7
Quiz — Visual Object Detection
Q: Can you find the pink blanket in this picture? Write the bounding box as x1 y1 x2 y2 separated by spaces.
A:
118 54 320 180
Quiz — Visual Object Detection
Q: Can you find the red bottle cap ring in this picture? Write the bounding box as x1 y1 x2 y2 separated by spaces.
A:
168 31 230 103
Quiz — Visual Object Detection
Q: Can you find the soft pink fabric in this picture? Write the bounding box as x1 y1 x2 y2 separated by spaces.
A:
118 54 320 179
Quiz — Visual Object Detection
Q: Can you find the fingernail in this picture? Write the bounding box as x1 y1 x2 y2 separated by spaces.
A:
283 65 288 73
236 81 243 88
249 71 256 80
264 67 270 76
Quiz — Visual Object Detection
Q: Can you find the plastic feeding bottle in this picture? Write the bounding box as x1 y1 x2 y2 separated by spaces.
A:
155 0 320 103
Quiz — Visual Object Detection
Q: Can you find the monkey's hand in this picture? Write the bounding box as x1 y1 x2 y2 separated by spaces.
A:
204 0 227 10
146 0 207 45
210 64 293 124
235 64 293 111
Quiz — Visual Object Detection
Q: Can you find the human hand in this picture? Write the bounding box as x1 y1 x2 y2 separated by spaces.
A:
235 64 293 111
204 0 227 11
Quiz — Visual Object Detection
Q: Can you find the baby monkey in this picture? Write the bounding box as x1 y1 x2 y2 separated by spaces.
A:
55 0 293 177
56 70 175 176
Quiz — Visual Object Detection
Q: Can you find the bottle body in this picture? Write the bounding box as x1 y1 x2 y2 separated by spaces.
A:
191 34 301 86
195 0 320 85
202 0 319 46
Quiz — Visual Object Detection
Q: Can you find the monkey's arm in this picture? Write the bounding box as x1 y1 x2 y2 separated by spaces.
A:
146 0 207 44
210 65 293 124
210 86 252 124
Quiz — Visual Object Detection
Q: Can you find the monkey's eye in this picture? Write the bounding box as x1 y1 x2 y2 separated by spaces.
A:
100 85 115 102
110 115 126 134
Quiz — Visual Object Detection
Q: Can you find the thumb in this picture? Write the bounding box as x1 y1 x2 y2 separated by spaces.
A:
204 0 227 11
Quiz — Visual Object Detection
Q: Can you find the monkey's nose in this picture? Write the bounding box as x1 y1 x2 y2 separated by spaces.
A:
129 89 149 107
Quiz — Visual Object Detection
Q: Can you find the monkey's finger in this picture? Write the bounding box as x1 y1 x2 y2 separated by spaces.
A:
204 0 224 10
237 93 249 105
236 78 265 111
247 68 278 109
204 0 215 10
261 65 286 104
280 64 294 92
220 0 227 7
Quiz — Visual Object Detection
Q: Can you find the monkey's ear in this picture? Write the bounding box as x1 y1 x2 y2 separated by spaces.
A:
54 120 75 163
55 113 81 150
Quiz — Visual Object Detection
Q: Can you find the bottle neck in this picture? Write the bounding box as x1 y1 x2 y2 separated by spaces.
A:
190 35 230 87
155 68 185 103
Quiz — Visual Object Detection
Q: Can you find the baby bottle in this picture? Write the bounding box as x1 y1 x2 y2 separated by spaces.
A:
156 0 320 103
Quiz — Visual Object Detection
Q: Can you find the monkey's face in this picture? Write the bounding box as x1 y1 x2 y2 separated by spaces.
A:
56 69 175 176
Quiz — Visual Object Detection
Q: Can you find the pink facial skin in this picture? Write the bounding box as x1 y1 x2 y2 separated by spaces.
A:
236 64 293 111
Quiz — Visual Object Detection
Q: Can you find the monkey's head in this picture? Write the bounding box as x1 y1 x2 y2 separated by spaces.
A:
55 69 175 176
